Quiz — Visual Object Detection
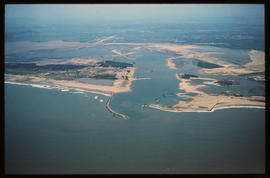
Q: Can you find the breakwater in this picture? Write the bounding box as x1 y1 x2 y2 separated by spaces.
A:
106 94 128 119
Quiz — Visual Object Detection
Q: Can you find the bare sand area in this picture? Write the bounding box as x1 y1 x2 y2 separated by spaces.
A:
156 42 265 76
149 71 265 112
166 56 181 70
165 74 265 112
145 43 197 53
158 44 265 112
92 36 116 46
35 58 101 66
111 49 136 60
150 94 265 112
5 66 136 96
8 37 263 78
173 94 264 112
199 49 265 75
245 50 265 71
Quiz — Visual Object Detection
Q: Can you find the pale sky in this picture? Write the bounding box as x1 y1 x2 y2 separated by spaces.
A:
5 4 264 24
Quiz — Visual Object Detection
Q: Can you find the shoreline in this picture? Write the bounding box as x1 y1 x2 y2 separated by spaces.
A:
5 81 112 96
4 65 136 97
6 80 265 115
149 104 265 113
5 81 129 119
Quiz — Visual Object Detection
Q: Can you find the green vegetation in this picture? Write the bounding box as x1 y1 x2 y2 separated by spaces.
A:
222 90 243 97
97 61 133 68
5 61 125 81
178 73 198 79
44 71 83 80
216 79 239 86
196 60 222 69
92 74 117 80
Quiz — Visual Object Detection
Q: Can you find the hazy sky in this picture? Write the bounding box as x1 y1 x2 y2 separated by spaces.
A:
5 4 264 24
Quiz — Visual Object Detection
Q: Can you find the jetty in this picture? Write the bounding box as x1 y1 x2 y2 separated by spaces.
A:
209 102 218 111
106 93 128 119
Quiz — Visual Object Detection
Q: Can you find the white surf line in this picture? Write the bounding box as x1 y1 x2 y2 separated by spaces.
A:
5 81 112 97
5 81 31 86
148 104 265 113
212 105 265 111
148 104 214 113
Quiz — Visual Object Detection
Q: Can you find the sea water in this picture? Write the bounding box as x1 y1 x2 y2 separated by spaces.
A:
5 81 265 174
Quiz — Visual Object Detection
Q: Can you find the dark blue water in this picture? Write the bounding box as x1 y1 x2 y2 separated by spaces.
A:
5 82 265 174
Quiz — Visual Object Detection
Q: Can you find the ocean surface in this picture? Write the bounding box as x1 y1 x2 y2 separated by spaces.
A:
5 83 265 174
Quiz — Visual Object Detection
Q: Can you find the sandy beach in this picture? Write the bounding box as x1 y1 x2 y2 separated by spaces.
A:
5 66 136 96
149 103 265 113
198 49 265 75
151 73 265 112
158 43 265 77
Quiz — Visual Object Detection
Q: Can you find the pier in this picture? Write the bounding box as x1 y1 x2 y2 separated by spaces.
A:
106 93 128 119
